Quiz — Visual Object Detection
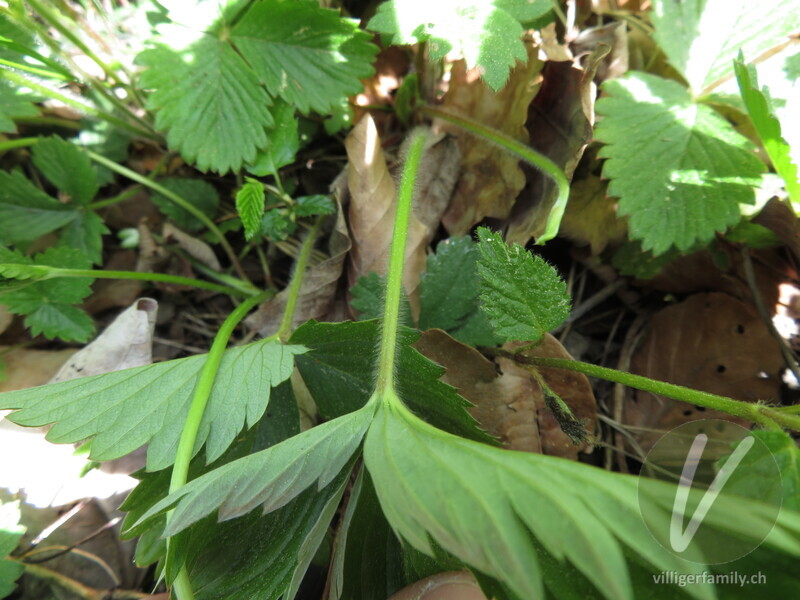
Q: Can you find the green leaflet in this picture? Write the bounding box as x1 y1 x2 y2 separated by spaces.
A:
0 499 25 598
0 246 94 342
734 57 800 206
0 170 77 245
651 0 800 94
58 210 108 265
131 402 376 537
0 339 305 470
368 0 552 91
290 320 496 445
32 135 100 205
150 178 220 232
596 72 765 255
246 102 300 177
364 401 800 600
475 227 570 342
349 272 412 326
236 178 266 241
0 79 39 133
294 195 336 218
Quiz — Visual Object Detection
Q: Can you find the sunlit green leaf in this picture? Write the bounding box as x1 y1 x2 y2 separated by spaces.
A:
0 170 77 244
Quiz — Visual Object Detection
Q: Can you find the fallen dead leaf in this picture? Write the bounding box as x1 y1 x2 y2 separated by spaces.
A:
413 330 597 458
387 571 486 600
625 292 784 452
753 198 800 263
83 250 143 315
0 306 11 336
437 41 544 235
345 115 428 318
572 21 629 83
0 348 77 393
559 175 627 254
162 223 222 272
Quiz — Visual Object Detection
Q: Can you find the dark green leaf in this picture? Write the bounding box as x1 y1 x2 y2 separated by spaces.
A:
58 211 108 265
151 177 219 232
419 237 479 331
132 402 376 536
290 320 496 444
247 102 300 176
260 209 296 241
350 272 411 326
236 178 266 241
475 227 570 343
32 135 100 205
0 170 77 244
231 0 377 114
294 195 336 218
595 73 765 254
0 339 305 470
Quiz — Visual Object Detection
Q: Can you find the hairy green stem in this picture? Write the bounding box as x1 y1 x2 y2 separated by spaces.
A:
44 267 257 298
276 217 324 342
0 137 38 152
421 105 569 244
166 290 270 600
497 351 798 431
86 151 251 284
375 130 428 395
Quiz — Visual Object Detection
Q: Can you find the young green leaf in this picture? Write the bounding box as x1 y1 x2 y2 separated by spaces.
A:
595 72 765 255
0 338 305 470
32 135 100 205
294 195 336 218
246 101 300 177
132 402 376 537
475 227 570 343
0 79 39 133
0 170 77 244
368 0 551 91
58 211 108 265
0 499 25 598
236 178 266 241
137 37 274 174
230 0 377 114
260 209 296 241
651 0 800 94
290 320 496 444
734 57 800 205
150 177 220 232
0 246 94 342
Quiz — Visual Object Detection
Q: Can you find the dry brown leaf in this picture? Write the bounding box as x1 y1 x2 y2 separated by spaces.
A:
413 329 596 458
0 306 11 336
537 23 573 61
437 41 544 235
0 348 77 393
387 572 486 600
345 115 428 317
50 298 157 383
753 198 800 263
162 222 222 271
559 175 626 254
83 250 143 314
506 46 607 244
572 21 629 83
625 292 784 452
246 199 351 336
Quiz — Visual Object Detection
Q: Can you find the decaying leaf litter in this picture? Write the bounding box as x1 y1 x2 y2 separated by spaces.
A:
1 1 800 599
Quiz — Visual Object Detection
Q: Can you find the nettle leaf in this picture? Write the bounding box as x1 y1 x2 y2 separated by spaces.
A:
137 38 273 174
475 227 570 343
651 0 800 94
0 79 39 133
419 236 499 346
230 0 377 114
150 178 220 232
32 135 100 205
368 0 551 91
294 195 336 218
132 402 375 537
290 320 496 445
236 178 266 241
247 102 300 177
596 72 765 255
0 170 77 244
0 246 94 342
734 58 800 203
0 339 305 470
57 211 108 265
365 403 800 600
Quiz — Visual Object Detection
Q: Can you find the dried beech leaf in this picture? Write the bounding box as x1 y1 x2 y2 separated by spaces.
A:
345 116 428 317
559 175 626 254
438 41 544 235
626 293 784 452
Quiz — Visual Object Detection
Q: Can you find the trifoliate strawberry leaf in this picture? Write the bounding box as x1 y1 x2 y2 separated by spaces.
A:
0 246 94 342
32 135 100 205
734 57 800 205
236 178 265 241
150 178 219 232
57 211 108 265
294 195 336 218
475 227 570 343
349 272 412 326
246 101 299 177
651 0 800 94
595 72 765 254
368 0 551 91
230 0 377 114
131 402 375 537
0 170 78 244
0 79 39 133
137 37 273 174
290 320 496 445
0 338 305 470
